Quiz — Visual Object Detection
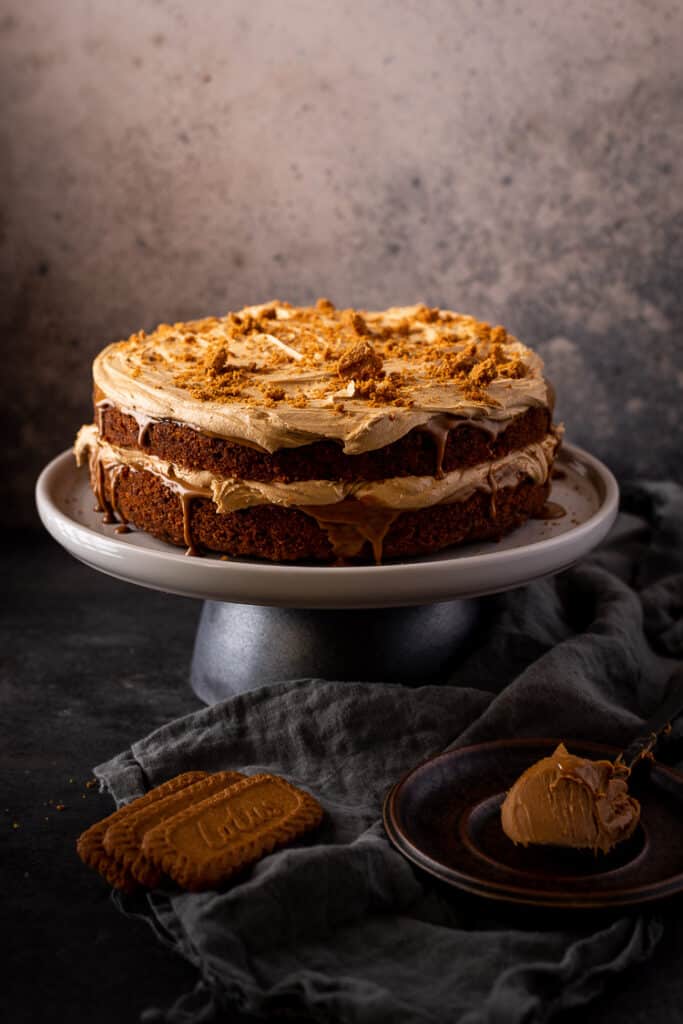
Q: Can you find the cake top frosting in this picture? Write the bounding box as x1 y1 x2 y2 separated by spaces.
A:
93 300 552 454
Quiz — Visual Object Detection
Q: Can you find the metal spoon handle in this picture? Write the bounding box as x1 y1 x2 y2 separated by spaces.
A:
617 669 683 771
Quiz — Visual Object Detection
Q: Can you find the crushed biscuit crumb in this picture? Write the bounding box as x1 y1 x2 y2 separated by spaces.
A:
337 340 383 380
106 301 532 412
346 311 369 336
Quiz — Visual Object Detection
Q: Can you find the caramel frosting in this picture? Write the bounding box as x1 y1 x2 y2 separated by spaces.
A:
75 425 561 515
92 301 552 455
501 744 641 855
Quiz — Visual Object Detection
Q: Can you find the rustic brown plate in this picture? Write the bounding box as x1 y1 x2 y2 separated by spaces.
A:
383 738 683 908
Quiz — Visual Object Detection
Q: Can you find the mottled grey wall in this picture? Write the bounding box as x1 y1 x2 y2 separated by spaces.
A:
2 0 682 525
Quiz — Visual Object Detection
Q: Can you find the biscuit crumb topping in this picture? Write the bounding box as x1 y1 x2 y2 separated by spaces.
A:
337 340 384 380
109 301 533 414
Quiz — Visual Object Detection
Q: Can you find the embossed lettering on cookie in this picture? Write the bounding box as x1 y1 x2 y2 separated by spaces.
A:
77 772 324 892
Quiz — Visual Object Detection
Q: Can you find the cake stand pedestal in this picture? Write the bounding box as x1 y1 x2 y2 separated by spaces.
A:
36 443 618 705
190 600 482 702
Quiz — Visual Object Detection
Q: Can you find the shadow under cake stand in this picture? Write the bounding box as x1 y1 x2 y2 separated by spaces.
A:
36 443 618 704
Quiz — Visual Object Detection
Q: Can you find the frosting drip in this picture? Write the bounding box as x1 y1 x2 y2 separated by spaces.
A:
76 425 211 556
299 502 401 563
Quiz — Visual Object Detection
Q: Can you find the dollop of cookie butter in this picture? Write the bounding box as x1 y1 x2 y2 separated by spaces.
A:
500 744 641 854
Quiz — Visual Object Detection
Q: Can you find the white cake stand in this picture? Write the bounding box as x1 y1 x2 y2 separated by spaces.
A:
36 443 618 703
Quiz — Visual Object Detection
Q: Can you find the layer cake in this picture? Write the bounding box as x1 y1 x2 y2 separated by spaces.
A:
74 300 562 563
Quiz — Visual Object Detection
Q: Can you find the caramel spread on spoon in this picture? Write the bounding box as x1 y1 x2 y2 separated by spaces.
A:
501 743 641 854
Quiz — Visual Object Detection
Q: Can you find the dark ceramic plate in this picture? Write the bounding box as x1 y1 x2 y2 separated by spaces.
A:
383 738 683 908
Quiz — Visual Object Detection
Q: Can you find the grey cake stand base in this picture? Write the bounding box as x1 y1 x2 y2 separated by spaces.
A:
190 599 481 703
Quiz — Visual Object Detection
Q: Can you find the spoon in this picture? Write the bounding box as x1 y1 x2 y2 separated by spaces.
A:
615 667 683 772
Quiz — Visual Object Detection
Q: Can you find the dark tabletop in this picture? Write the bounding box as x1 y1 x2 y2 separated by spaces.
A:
4 531 683 1024
4 531 203 1024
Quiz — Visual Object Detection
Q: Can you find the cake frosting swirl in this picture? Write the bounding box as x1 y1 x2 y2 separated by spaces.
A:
93 301 552 455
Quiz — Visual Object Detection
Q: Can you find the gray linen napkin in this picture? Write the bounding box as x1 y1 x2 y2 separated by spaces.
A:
95 482 683 1024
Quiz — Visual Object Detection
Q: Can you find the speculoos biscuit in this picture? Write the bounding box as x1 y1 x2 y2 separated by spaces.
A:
76 771 207 891
103 770 244 887
141 773 324 892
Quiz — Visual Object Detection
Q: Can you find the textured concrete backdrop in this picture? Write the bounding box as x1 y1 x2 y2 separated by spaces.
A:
2 0 682 525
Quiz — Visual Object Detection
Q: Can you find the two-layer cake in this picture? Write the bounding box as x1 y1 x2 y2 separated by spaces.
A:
75 300 562 563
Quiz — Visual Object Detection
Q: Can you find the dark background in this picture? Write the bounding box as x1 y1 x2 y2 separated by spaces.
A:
2 0 682 528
